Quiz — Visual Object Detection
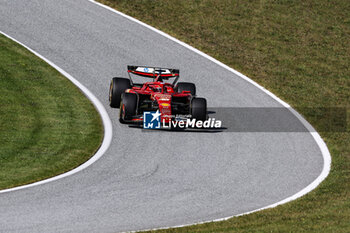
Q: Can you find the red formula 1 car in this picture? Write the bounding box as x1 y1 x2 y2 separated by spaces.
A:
109 65 207 125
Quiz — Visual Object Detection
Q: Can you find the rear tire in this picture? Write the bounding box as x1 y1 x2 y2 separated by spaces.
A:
119 93 137 123
176 82 196 96
191 98 207 121
109 77 131 108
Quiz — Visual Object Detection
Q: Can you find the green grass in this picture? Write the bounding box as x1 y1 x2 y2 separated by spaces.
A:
0 34 103 190
98 0 350 232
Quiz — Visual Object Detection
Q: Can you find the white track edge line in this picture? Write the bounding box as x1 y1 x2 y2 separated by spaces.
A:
88 1 332 232
0 30 113 194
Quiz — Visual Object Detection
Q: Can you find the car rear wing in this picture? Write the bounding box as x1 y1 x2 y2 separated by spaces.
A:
128 65 179 78
127 65 180 86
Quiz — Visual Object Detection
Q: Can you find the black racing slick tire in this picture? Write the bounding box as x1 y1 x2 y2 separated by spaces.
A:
109 77 131 108
119 93 137 123
191 97 207 121
176 82 196 96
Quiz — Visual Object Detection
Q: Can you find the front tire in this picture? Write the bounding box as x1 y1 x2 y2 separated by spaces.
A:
191 98 207 121
119 93 137 123
109 77 131 108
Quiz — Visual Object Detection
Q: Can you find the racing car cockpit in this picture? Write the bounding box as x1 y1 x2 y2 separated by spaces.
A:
150 85 162 93
144 84 162 93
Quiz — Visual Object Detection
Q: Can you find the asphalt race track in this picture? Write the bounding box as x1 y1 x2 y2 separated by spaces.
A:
0 0 325 232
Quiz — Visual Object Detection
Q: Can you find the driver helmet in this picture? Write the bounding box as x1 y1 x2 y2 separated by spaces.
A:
152 85 162 92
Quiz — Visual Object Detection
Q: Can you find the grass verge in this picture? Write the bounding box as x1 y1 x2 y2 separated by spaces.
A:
98 0 349 232
0 34 103 190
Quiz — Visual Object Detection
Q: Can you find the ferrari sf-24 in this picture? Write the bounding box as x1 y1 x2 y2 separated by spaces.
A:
109 65 207 126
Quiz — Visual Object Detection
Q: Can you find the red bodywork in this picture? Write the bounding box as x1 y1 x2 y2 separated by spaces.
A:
126 81 192 122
